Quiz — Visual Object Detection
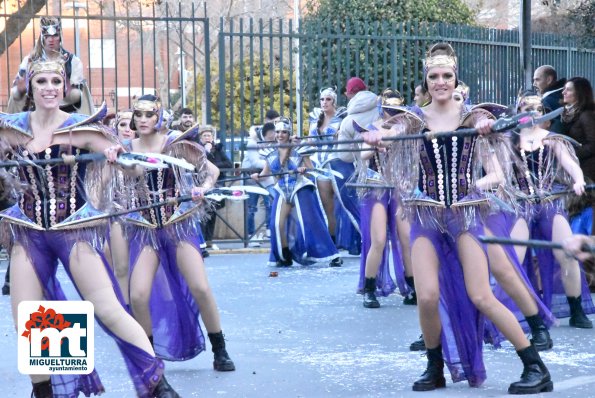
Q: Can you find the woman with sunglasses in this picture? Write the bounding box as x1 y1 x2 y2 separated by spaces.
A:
105 94 236 373
255 117 339 267
0 61 180 397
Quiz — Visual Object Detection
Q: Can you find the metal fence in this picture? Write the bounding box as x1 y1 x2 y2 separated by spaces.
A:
218 18 595 161
1 3 594 245
0 0 211 119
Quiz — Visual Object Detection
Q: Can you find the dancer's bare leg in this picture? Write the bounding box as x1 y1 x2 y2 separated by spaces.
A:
484 226 539 316
122 244 160 341
396 207 413 277
551 215 582 297
364 203 387 278
411 237 441 348
317 179 336 236
10 244 50 384
109 221 130 304
277 202 292 248
176 242 221 333
457 233 530 349
69 242 154 354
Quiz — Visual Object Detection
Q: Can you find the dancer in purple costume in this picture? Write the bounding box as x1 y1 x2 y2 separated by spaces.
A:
355 89 415 308
363 43 553 394
482 209 558 349
451 102 558 350
0 61 179 398
107 94 236 371
509 91 594 327
104 109 135 305
255 117 339 267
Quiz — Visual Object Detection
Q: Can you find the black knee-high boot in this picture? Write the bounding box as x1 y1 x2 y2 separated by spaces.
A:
525 314 553 351
153 375 181 398
567 295 593 329
277 247 293 267
363 277 380 308
31 380 52 398
508 344 553 394
412 345 446 391
2 262 10 295
208 331 236 371
403 276 417 305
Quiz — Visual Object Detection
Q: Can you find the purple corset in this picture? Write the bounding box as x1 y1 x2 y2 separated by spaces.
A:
18 144 88 229
418 132 475 207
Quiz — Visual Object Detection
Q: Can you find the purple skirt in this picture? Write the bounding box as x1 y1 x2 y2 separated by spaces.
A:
482 211 557 347
11 226 164 398
357 191 410 297
128 222 206 362
410 208 487 387
525 203 595 318
268 186 339 265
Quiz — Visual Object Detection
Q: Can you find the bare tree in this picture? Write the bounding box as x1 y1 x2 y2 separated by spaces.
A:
0 0 47 56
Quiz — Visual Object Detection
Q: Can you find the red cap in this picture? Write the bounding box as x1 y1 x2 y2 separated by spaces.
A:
345 77 367 95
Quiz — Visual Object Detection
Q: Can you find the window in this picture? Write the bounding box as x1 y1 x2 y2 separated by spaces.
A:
89 39 115 68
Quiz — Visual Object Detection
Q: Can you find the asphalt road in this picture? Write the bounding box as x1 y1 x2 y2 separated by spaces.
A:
1 253 595 398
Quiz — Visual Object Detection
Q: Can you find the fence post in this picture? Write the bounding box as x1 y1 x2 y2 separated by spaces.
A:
218 17 226 144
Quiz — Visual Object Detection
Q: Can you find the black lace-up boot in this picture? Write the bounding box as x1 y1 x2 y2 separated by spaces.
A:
152 375 180 398
403 276 417 305
409 334 426 351
412 345 446 391
31 380 52 398
363 277 380 308
276 247 293 267
508 344 553 394
525 314 553 351
208 331 236 371
567 296 593 328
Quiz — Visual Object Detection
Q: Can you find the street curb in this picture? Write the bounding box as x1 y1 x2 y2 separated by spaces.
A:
208 248 270 255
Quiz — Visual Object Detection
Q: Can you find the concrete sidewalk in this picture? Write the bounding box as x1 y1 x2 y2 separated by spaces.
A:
1 253 595 398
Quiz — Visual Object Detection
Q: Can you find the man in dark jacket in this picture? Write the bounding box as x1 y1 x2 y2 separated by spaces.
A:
533 65 566 132
198 125 233 251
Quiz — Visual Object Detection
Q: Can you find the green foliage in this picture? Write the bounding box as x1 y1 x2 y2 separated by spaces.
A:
187 58 310 137
567 0 595 46
305 0 475 26
299 0 476 107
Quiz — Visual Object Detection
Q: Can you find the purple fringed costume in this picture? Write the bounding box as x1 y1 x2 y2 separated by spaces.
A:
357 189 410 297
482 211 558 347
512 135 595 318
0 111 165 397
525 202 595 316
120 132 211 361
391 104 524 386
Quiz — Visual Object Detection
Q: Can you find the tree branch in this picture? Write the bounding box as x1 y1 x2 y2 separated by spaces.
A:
0 0 48 56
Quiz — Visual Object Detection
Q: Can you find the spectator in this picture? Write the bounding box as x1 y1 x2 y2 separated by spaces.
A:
337 79 379 163
7 17 93 115
264 109 280 123
177 107 196 132
198 125 233 250
452 80 470 105
413 84 431 107
533 65 566 132
560 77 595 182
332 77 382 256
243 122 276 247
